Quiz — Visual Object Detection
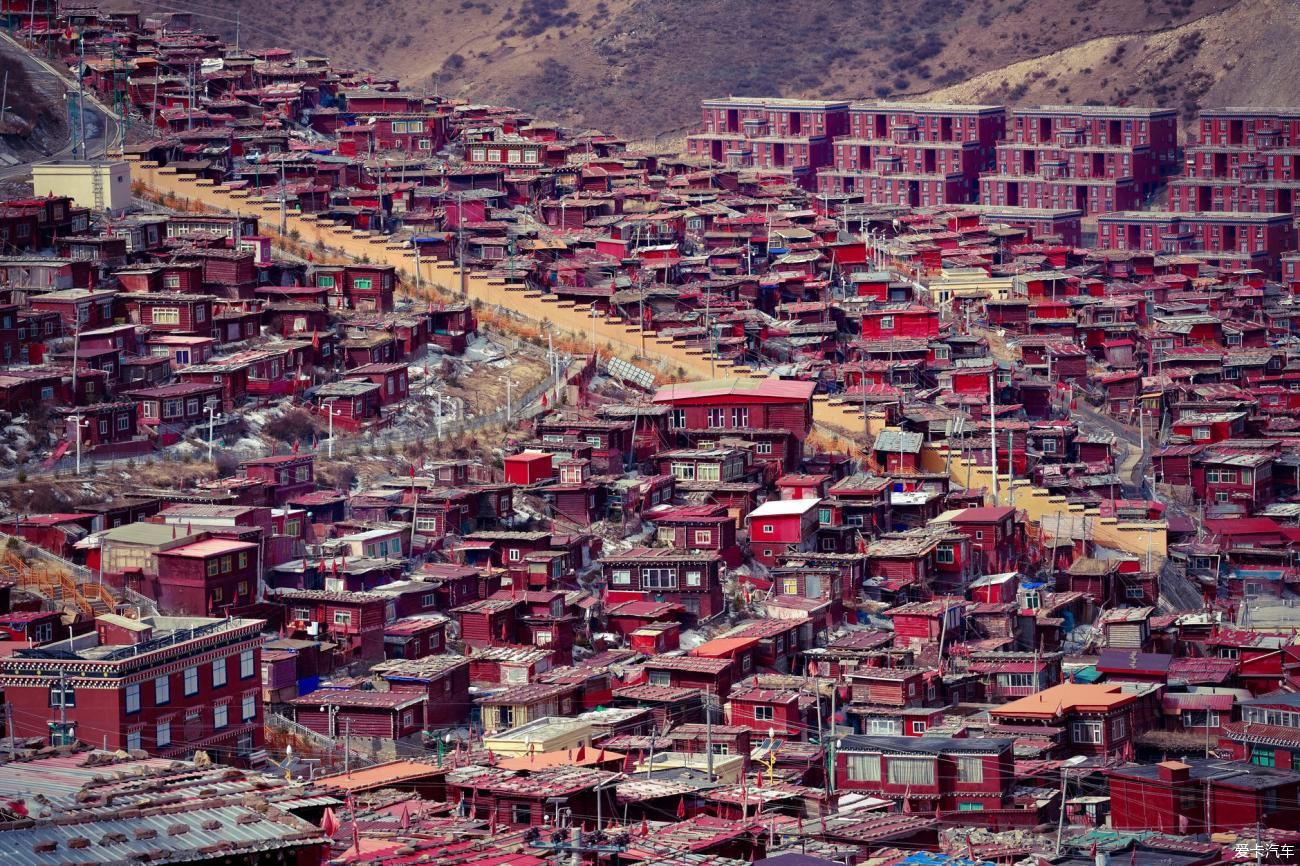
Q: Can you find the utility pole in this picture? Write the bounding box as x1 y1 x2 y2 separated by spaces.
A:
76 35 86 159
1053 765 1068 854
705 684 714 779
456 191 467 297
826 685 837 798
4 703 14 759
989 371 999 506
344 719 352 777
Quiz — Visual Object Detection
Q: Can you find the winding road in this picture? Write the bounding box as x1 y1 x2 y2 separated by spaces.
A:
0 31 121 181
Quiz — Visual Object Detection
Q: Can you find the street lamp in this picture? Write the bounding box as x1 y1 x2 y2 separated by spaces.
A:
72 414 91 476
205 403 219 462
325 402 345 458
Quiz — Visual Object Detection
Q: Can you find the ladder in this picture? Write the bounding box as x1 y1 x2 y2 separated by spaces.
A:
91 166 104 212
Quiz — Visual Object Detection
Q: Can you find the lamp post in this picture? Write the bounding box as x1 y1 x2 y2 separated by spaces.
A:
205 403 218 462
325 402 345 458
72 414 90 476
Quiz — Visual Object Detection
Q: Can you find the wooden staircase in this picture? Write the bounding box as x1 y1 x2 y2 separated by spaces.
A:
2 548 121 620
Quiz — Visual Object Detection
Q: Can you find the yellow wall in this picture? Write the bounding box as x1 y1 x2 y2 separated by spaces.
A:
921 444 1167 562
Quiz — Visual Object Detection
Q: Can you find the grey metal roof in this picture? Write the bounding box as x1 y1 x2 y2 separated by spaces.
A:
872 429 923 453
0 803 323 866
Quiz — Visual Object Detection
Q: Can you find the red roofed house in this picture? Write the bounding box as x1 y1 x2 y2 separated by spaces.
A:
746 498 820 568
152 536 260 616
653 377 816 441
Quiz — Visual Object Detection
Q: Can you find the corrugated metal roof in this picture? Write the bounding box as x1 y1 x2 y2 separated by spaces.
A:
0 803 322 866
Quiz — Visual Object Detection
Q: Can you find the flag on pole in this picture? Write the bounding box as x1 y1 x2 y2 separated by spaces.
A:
320 807 340 836
676 798 686 819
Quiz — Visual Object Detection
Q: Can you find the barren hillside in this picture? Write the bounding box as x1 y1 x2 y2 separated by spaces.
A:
918 0 1300 131
139 0 1290 138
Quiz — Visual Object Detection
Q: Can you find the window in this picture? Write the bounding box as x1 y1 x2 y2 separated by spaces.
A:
240 650 255 679
195 306 206 322
612 569 632 585
1251 747 1276 767
512 804 531 824
669 409 686 429
648 670 672 686
887 756 936 786
753 705 774 721
1125 585 1146 599
353 277 373 291
642 568 677 590
869 718 901 735
912 721 927 734
692 530 712 546
1041 438 1058 453
50 683 76 707
707 408 725 428
122 682 141 714
958 802 985 811
685 570 702 587
156 720 171 748
212 658 227 687
782 577 799 595
184 666 199 696
756 442 773 455
207 558 220 577
671 463 696 481
936 545 955 564
711 743 729 755
214 703 228 729
242 693 256 721
731 407 749 427
1072 721 1103 744
879 316 895 330
126 730 141 751
116 413 130 431
956 756 984 783
1192 427 1211 440
333 610 353 627
998 672 1036 688
238 552 249 569
846 753 882 782
220 555 232 573
316 274 336 289
155 676 170 705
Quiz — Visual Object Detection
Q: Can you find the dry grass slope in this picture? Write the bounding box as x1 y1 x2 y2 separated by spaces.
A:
135 0 1291 137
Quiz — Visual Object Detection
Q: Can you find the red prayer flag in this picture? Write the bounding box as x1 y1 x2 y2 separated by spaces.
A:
320 807 340 836
575 744 586 762
676 798 686 819
640 816 649 837
399 802 411 830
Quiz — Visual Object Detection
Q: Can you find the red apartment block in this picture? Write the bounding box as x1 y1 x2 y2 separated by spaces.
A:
0 615 265 760
819 101 1005 204
981 106 1177 214
686 97 850 188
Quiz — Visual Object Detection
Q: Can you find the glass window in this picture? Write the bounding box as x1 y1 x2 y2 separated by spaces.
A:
956 756 984 783
240 650 255 679
184 666 198 696
155 675 170 705
125 683 140 714
214 703 228 729
242 693 256 721
846 753 882 782
156 720 171 748
212 658 228 688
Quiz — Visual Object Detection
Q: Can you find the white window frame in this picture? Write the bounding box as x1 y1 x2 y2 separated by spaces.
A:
212 658 228 688
155 675 170 705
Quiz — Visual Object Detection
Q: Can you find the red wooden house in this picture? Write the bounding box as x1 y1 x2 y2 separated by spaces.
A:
835 736 1015 814
653 377 816 441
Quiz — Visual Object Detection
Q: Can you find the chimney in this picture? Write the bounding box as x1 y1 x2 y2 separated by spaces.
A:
1156 760 1190 783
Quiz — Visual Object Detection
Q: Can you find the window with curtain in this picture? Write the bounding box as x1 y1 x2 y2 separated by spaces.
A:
956 756 984 783
887 756 936 786
846 754 882 782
